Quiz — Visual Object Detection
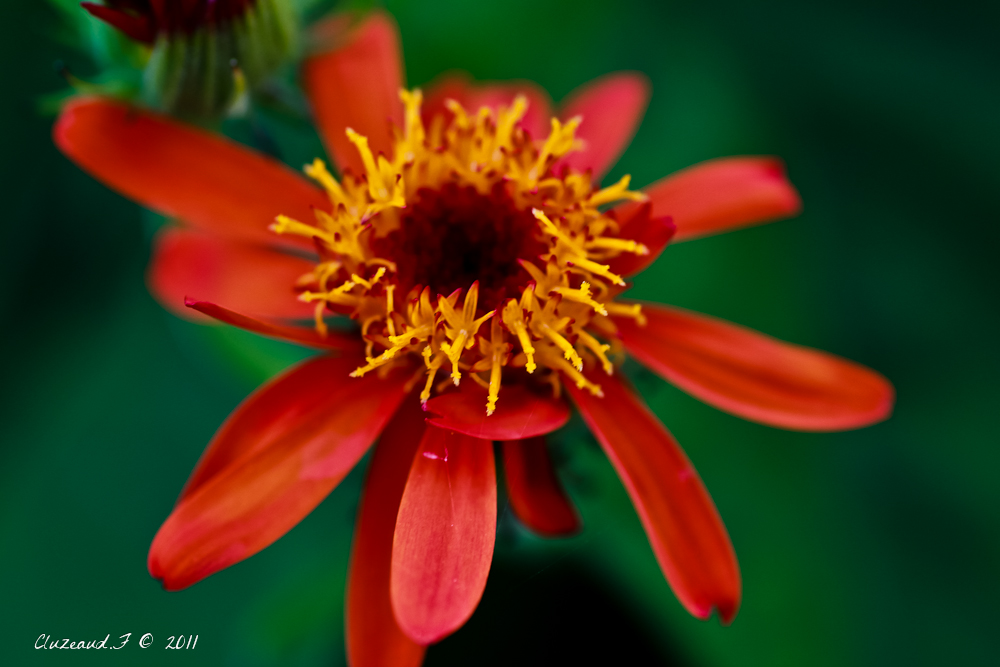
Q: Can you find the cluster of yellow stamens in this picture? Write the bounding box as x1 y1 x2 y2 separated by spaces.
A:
273 89 649 414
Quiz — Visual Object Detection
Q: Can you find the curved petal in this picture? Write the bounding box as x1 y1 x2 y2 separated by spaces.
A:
633 157 802 242
53 97 325 248
555 72 650 181
616 303 894 431
424 384 570 441
302 11 404 175
391 426 496 645
146 227 316 321
502 437 580 537
149 356 408 591
346 400 427 667
566 373 741 624
304 12 352 53
422 72 554 141
606 202 676 277
185 299 362 353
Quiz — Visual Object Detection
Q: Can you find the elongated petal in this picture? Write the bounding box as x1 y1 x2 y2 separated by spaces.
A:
304 13 352 52
422 72 554 141
502 437 580 536
617 302 894 431
567 373 740 623
606 202 676 277
347 400 427 667
302 12 404 175
149 356 407 590
147 227 315 321
178 354 357 500
391 427 496 645
53 97 325 248
555 72 650 180
635 157 802 241
424 384 570 441
185 299 361 353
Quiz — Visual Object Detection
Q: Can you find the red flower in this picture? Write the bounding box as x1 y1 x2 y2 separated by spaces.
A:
53 11 893 663
81 0 258 44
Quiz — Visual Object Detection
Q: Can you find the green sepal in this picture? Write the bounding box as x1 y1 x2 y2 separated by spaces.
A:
144 0 298 120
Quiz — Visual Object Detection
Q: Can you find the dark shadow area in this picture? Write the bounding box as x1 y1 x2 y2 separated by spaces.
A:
427 559 694 667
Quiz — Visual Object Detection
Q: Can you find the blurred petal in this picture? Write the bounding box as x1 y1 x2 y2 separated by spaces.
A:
636 157 802 241
53 97 325 248
617 302 895 431
567 373 741 624
185 299 362 353
555 72 650 181
391 427 496 645
424 383 570 441
606 202 676 277
304 12 353 52
502 437 580 536
422 72 554 141
149 356 408 590
347 400 427 667
147 226 315 321
302 12 404 175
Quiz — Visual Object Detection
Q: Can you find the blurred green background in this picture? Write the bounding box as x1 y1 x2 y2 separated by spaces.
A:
2 0 998 665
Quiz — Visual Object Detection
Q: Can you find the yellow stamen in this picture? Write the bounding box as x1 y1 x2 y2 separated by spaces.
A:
586 237 650 256
605 301 647 326
304 158 347 206
312 302 328 337
502 298 536 373
541 349 604 397
385 285 397 337
271 215 332 243
438 283 494 386
529 116 582 181
552 281 608 316
486 315 508 415
588 175 647 208
420 347 443 404
578 329 613 374
399 89 426 161
276 88 651 412
539 320 583 372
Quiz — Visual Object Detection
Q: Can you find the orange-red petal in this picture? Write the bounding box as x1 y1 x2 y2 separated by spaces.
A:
53 97 325 249
555 72 651 181
567 373 741 624
634 156 802 242
146 226 315 321
149 356 408 591
421 72 554 141
502 437 580 537
606 202 676 277
346 400 427 667
302 11 404 175
617 302 894 431
424 384 570 441
185 299 361 353
390 427 496 645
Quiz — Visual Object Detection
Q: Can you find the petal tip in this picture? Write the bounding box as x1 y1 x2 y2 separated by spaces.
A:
717 598 740 625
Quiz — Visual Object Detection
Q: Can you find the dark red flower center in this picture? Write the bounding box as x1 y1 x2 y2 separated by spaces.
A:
373 183 547 312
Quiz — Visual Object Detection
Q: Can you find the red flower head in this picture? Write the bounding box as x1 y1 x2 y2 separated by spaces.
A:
53 10 894 663
81 0 259 44
79 0 295 119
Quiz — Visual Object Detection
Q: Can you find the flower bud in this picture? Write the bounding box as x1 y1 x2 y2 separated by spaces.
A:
81 0 296 119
